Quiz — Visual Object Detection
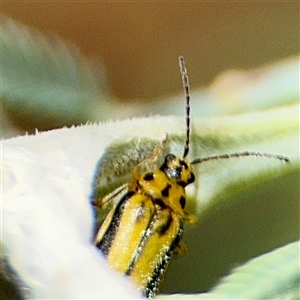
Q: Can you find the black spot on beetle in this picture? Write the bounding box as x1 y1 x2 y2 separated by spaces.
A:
154 199 167 209
187 172 195 184
178 180 187 188
144 172 154 181
180 196 186 209
161 184 171 197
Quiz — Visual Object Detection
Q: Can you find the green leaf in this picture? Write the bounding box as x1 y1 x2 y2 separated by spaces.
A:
158 241 300 299
2 102 299 298
0 17 108 132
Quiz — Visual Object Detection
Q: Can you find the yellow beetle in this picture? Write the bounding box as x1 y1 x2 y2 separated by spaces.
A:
92 56 289 298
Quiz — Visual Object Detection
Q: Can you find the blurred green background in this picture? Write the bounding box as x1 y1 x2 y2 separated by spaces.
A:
2 2 299 136
3 2 299 99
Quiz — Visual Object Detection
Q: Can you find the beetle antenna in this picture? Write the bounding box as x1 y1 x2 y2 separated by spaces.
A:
190 151 290 165
179 56 190 158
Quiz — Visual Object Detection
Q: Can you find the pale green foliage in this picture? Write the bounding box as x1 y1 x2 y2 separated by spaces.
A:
158 241 300 299
1 17 108 135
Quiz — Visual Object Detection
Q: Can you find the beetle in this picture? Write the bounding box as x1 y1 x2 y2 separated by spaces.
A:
92 56 289 298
